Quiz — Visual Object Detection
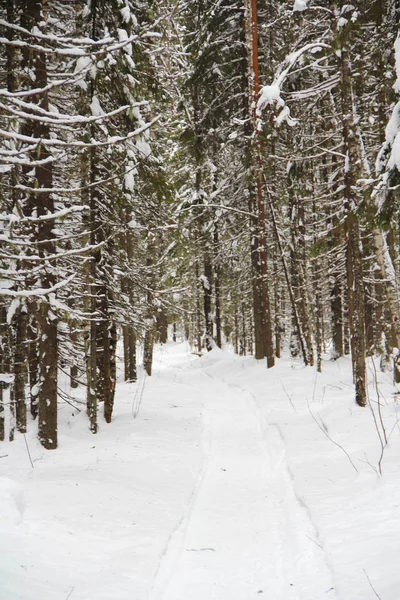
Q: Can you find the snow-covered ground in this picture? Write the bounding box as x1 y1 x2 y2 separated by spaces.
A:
1 342 400 600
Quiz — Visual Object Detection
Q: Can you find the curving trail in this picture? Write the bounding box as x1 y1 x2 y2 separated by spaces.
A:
151 365 336 600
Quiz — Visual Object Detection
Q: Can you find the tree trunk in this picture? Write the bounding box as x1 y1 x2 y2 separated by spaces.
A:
105 320 117 424
38 303 58 449
247 0 274 366
22 0 60 447
0 303 8 441
195 262 202 353
214 223 222 349
203 254 214 351
337 12 367 406
288 163 314 365
13 303 27 434
156 310 168 344
143 235 155 376
143 329 154 376
27 314 39 417
128 329 137 381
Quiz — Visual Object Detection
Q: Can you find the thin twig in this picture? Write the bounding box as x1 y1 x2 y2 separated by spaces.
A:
305 534 323 549
279 380 296 412
132 370 147 419
366 363 386 475
307 400 358 474
367 395 384 476
359 454 378 476
65 587 75 600
61 397 83 413
57 387 83 412
363 569 383 600
371 357 388 443
23 433 34 469
387 417 400 442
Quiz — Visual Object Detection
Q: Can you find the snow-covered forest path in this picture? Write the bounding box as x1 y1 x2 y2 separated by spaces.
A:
151 361 335 600
2 342 399 600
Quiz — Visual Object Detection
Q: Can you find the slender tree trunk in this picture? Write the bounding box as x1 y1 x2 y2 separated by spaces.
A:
273 244 281 359
69 323 79 389
241 301 247 356
143 236 155 376
13 304 27 433
0 303 7 441
27 313 39 417
214 223 222 349
267 187 309 366
234 309 239 355
128 329 137 380
123 323 137 382
195 261 202 353
203 254 213 350
105 320 117 423
288 164 314 365
86 148 98 434
331 270 344 359
312 201 323 373
143 330 154 376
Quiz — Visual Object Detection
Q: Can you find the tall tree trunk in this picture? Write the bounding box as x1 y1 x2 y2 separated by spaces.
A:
250 0 274 367
243 0 274 365
86 144 98 433
337 10 367 406
21 0 59 447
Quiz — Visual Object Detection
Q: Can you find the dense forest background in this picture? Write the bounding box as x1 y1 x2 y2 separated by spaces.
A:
1 0 400 449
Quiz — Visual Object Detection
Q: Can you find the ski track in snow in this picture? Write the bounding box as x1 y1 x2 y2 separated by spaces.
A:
151 363 337 600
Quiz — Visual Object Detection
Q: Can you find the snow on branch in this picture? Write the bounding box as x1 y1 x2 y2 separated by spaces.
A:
0 18 114 47
0 153 58 168
0 116 160 150
0 243 104 264
6 96 149 123
0 271 79 298
0 205 88 224
257 42 330 127
0 33 139 58
0 100 136 127
293 0 309 12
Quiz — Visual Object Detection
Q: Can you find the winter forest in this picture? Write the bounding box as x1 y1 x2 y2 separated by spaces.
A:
1 1 400 599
